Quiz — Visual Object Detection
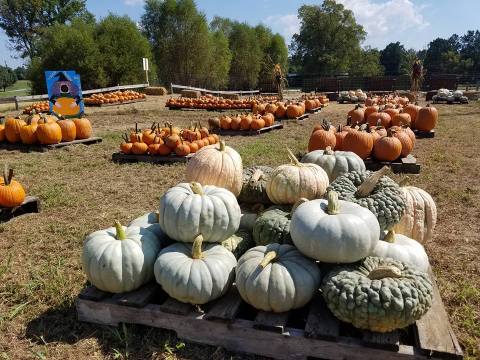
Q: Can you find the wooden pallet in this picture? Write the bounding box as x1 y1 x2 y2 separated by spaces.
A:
280 114 309 122
306 107 323 114
86 100 147 107
0 137 102 153
112 152 193 164
212 123 283 136
432 100 468 105
167 107 251 112
0 196 40 222
76 272 462 360
364 155 421 174
414 130 435 139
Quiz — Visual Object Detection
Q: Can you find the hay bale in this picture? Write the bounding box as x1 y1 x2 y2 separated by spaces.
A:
464 91 480 100
181 89 201 98
145 87 168 96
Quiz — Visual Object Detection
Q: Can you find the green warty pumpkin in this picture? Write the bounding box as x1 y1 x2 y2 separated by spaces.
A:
221 229 255 259
253 205 293 246
238 166 273 204
321 256 433 333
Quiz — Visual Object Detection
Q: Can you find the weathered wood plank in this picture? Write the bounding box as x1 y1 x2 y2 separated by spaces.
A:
78 286 111 301
86 99 147 107
159 297 193 316
204 287 243 321
112 283 159 308
280 114 309 122
0 196 41 222
364 156 421 174
362 330 401 351
212 123 283 137
413 130 435 139
0 137 102 152
414 271 463 359
254 311 289 333
304 294 340 340
111 152 192 164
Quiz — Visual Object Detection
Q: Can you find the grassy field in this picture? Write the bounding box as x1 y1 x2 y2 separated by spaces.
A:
0 80 31 98
0 98 479 359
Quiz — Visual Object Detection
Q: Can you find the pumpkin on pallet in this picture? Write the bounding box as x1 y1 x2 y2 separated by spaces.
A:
308 119 336 151
321 256 433 333
0 165 26 208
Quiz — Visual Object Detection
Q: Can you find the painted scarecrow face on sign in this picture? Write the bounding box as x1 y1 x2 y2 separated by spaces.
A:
50 72 81 117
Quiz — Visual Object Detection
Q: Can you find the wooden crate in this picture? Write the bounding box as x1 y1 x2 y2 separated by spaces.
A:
112 152 193 164
0 137 103 153
86 100 147 107
414 130 435 139
364 155 421 174
212 123 283 137
0 196 40 223
76 272 462 360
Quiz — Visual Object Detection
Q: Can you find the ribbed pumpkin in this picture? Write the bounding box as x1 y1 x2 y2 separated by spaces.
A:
129 211 172 247
73 118 92 139
266 149 329 204
308 120 336 151
394 185 437 244
367 111 391 128
240 113 253 130
5 117 25 143
262 113 274 127
238 166 273 204
328 167 407 231
57 119 77 142
363 105 379 122
391 112 411 127
342 125 374 159
0 120 5 142
275 103 287 118
347 104 365 125
383 108 400 121
0 165 26 207
253 205 294 246
36 121 62 145
186 140 243 196
236 244 321 312
415 104 438 131
265 103 277 114
393 129 414 157
321 256 432 332
403 103 421 126
286 104 303 118
334 125 348 150
372 129 402 161
230 115 241 130
19 119 38 145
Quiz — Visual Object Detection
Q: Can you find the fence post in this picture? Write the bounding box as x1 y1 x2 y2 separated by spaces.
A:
14 96 18 111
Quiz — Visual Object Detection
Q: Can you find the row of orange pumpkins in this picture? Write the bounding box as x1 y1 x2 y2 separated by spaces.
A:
120 122 220 157
309 120 417 161
84 91 146 105
0 114 93 145
347 103 438 132
253 96 327 119
209 112 276 131
23 101 50 115
365 95 411 107
166 95 278 110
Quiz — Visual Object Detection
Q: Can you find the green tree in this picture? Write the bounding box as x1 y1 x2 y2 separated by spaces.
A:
380 42 407 76
460 30 480 72
14 66 26 80
96 14 152 86
27 20 106 94
290 0 366 75
423 38 455 73
0 0 91 59
349 48 384 76
203 31 232 89
142 0 211 86
0 66 17 91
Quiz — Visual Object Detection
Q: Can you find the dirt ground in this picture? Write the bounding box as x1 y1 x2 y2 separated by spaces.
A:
0 97 479 359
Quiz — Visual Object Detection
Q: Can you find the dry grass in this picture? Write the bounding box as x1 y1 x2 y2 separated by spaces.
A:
0 98 479 359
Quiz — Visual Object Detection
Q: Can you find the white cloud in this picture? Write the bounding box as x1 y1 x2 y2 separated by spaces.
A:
337 0 429 48
124 0 143 6
264 14 300 43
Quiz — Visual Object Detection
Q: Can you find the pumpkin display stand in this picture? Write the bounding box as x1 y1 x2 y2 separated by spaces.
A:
413 129 435 139
112 152 193 164
0 196 40 222
0 137 103 153
364 154 421 174
212 122 284 136
76 267 462 360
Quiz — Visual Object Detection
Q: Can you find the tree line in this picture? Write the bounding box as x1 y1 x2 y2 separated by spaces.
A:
1 0 480 94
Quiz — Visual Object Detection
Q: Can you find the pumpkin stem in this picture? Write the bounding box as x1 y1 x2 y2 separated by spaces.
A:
368 265 402 280
259 251 277 268
327 190 340 215
155 210 160 223
292 198 308 213
219 140 226 152
192 234 204 259
384 230 396 243
286 148 301 166
3 164 13 186
321 119 331 131
114 220 127 240
324 146 334 155
250 168 264 184
190 182 204 195
398 176 410 187
356 166 390 197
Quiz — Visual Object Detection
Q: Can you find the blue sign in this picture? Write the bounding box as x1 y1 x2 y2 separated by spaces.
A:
45 70 84 118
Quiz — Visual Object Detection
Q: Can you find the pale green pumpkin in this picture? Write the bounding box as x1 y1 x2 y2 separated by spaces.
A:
154 235 237 304
82 221 161 293
129 211 172 247
236 244 321 312
159 182 241 243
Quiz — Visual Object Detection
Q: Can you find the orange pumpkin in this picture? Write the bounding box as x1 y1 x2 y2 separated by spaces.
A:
373 129 402 161
265 103 278 114
57 119 76 142
403 103 421 127
348 104 365 125
165 124 181 149
393 129 413 157
415 104 438 131
220 115 232 130
158 143 172 155
262 113 275 127
251 117 265 130
131 137 148 154
142 123 157 145
286 104 303 119
275 103 287 118
36 121 62 145
334 125 348 151
367 111 391 128
240 114 253 130
391 112 411 127
0 165 26 207
230 115 241 130
342 125 374 159
188 141 199 153
19 120 38 145
308 120 336 152
403 126 416 148
5 117 26 143
175 141 191 156
363 106 379 122
0 121 5 142
73 118 93 139
384 108 400 121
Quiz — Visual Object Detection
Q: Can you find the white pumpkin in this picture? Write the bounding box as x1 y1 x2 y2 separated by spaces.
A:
301 147 366 181
159 182 241 243
236 244 321 312
290 191 380 263
185 140 243 196
394 186 437 244
154 235 236 304
82 221 161 293
266 149 329 204
371 230 430 272
129 211 171 246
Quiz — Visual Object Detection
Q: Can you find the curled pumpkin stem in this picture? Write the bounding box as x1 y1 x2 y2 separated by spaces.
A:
368 265 402 280
192 234 204 259
384 230 396 243
259 251 277 268
356 166 390 197
326 190 340 215
114 220 126 240
286 148 301 166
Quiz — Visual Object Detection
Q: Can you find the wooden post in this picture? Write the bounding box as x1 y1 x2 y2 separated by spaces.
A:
14 96 18 110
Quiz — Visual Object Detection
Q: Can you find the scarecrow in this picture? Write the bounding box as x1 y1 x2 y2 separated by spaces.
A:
48 71 82 117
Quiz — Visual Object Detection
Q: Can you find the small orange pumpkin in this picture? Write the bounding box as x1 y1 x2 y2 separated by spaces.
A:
415 104 438 131
5 117 26 143
36 121 62 145
0 165 26 208
57 118 76 142
373 129 402 161
308 120 337 152
73 118 93 139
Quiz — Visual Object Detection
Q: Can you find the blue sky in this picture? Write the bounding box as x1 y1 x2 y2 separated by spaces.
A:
1 0 479 67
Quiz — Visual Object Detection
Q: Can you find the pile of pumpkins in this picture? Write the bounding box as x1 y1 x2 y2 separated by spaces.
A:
166 95 278 111
0 164 26 208
0 114 93 145
208 112 276 131
84 90 146 106
365 94 410 107
338 89 367 103
83 140 437 334
119 122 220 156
23 101 50 115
